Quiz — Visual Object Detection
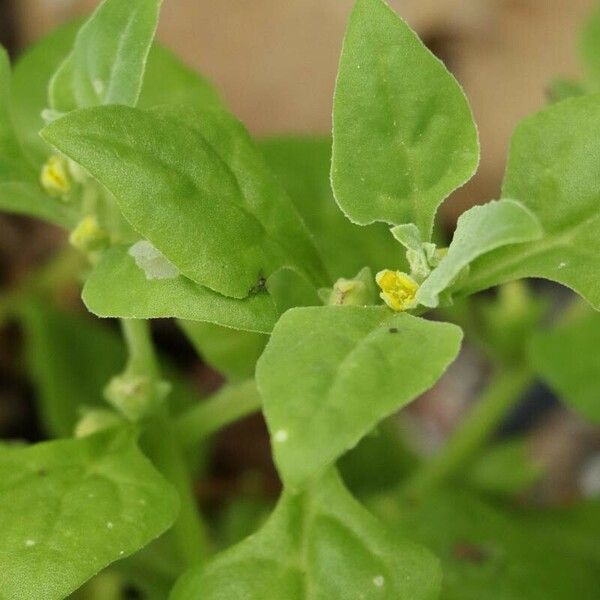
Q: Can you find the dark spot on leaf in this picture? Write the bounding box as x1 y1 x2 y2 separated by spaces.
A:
389 327 398 334
249 274 267 295
37 468 48 477
452 540 488 564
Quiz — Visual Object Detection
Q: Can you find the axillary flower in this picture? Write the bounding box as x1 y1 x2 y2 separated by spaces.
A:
69 215 109 253
376 269 419 311
40 155 72 197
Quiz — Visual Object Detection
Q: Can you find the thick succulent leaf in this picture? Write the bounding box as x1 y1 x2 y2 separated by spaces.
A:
529 309 600 423
331 0 479 238
42 105 327 298
416 200 542 308
49 0 162 112
0 428 179 600
461 96 600 309
20 299 125 438
376 489 600 599
82 246 278 333
256 306 462 488
177 320 267 381
171 469 441 600
259 137 405 278
580 4 600 84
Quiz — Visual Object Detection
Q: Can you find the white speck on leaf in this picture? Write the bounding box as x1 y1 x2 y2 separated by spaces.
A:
93 78 105 96
274 429 288 443
25 539 36 547
129 240 179 280
373 575 385 588
558 261 567 269
107 521 114 529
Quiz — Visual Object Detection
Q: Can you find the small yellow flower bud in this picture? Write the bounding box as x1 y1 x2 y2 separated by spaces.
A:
318 267 377 307
40 155 71 197
69 215 109 253
376 269 419 311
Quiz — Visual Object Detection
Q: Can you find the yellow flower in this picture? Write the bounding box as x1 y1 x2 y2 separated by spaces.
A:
375 269 419 311
69 215 109 253
40 155 71 196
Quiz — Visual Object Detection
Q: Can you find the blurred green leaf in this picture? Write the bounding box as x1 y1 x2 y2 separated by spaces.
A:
580 4 600 85
465 439 543 496
529 309 600 423
373 489 600 599
259 137 405 278
178 320 266 381
20 299 125 438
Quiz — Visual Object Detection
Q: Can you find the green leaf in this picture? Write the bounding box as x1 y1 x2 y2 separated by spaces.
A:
138 45 222 111
331 0 479 238
10 20 80 164
10 18 220 165
0 428 179 600
0 47 27 171
49 0 163 112
460 95 600 309
256 306 462 488
259 137 405 278
374 490 600 599
529 309 600 423
415 200 542 308
464 439 543 496
178 320 267 381
83 246 279 333
42 105 327 298
20 299 125 438
171 469 441 600
580 4 600 85
0 47 72 226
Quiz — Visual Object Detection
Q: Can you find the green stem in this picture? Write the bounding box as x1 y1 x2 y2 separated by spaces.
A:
402 365 534 500
144 418 210 566
175 379 261 450
119 318 210 566
120 318 159 377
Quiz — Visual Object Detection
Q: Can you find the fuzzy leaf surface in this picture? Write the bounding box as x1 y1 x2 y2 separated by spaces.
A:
83 246 278 333
256 306 462 488
43 106 326 298
49 0 163 112
0 429 179 600
171 469 440 600
461 96 600 309
331 0 478 237
416 199 542 308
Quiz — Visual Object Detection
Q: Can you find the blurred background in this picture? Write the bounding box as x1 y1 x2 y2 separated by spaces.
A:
0 0 599 524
